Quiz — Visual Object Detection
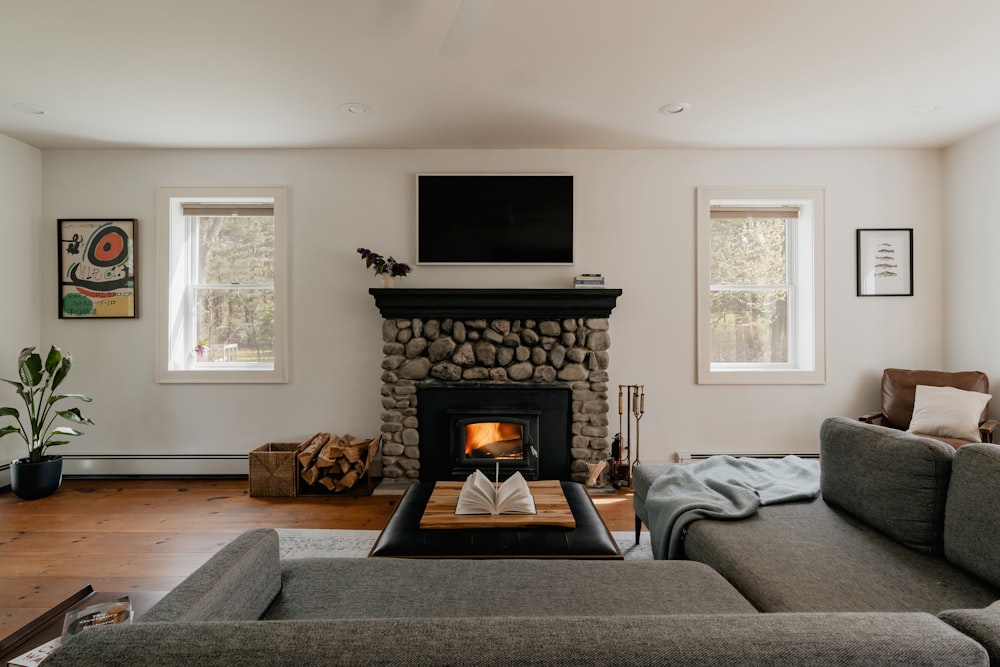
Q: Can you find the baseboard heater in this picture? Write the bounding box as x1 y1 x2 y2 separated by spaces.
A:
0 453 247 469
675 452 820 463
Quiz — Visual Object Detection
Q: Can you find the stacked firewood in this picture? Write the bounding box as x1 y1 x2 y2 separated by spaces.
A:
296 433 379 492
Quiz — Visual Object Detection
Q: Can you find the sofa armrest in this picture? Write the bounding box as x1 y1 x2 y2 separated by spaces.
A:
44 614 988 667
940 603 1000 666
139 528 281 623
979 420 999 443
858 411 884 424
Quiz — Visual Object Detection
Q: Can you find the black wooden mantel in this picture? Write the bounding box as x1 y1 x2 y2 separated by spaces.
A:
368 288 622 319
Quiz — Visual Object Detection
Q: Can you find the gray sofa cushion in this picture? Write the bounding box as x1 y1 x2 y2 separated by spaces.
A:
140 528 281 623
820 416 954 553
683 498 999 613
264 558 755 619
940 601 1000 666
944 443 1000 588
44 614 988 667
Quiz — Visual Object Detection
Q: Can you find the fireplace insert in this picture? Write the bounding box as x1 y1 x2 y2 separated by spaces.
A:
417 384 571 482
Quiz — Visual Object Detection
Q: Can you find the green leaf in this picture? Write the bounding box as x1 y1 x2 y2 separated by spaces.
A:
0 425 21 438
18 349 43 387
56 408 94 426
51 354 72 391
48 426 83 436
42 439 71 447
44 345 63 376
0 406 19 419
48 393 92 405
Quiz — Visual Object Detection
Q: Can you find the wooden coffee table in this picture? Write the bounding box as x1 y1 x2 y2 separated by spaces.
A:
369 480 622 559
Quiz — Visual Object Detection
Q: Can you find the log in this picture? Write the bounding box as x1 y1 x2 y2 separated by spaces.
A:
296 433 330 467
295 434 379 493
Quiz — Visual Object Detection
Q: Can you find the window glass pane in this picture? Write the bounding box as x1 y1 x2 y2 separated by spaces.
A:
710 217 787 285
196 216 275 285
709 289 788 363
195 288 275 363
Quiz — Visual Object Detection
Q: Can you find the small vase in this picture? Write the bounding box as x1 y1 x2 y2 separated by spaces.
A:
379 274 395 288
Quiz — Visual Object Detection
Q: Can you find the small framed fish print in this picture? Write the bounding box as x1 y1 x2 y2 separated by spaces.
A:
857 228 913 297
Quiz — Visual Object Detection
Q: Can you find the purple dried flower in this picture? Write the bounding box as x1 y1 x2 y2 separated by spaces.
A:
357 247 411 279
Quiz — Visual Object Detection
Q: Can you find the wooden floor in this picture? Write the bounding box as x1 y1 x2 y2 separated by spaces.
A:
0 478 637 641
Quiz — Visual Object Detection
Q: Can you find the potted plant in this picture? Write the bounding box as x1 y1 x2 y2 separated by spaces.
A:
0 345 94 499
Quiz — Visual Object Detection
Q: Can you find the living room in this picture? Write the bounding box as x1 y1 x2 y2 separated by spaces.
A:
3 2 1000 661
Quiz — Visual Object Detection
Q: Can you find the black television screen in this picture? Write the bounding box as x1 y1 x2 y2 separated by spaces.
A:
417 174 573 265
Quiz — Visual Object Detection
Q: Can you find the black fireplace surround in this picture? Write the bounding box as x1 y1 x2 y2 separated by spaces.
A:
417 384 571 482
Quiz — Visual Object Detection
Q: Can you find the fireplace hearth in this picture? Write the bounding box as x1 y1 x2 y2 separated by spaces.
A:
369 288 622 485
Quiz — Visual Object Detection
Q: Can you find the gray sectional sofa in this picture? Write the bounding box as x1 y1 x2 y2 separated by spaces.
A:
635 416 1000 660
45 416 999 666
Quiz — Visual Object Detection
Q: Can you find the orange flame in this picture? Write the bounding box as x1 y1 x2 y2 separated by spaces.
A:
465 422 523 458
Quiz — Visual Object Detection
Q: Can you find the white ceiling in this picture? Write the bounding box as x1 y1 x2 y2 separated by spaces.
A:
3 0 1000 151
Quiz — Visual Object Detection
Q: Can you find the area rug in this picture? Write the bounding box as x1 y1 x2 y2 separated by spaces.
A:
276 528 653 560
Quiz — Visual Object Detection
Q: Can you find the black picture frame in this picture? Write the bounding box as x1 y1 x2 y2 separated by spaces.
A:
856 228 913 297
57 218 137 318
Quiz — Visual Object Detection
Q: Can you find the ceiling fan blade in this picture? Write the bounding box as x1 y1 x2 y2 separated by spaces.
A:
438 0 494 58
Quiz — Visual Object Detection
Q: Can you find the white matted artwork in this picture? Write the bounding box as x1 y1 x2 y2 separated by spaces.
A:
856 228 912 297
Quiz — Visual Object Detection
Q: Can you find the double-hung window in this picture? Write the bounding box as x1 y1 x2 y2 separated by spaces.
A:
156 186 288 383
696 187 825 384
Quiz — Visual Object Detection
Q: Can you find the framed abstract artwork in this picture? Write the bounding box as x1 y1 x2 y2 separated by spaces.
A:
58 218 137 318
856 228 912 297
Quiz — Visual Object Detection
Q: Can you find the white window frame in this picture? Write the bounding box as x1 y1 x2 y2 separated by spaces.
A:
156 186 288 383
696 186 825 385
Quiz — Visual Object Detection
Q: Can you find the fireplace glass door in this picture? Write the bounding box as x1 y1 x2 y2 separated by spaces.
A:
450 411 539 480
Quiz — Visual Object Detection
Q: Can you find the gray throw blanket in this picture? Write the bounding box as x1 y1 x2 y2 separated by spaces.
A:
645 455 820 560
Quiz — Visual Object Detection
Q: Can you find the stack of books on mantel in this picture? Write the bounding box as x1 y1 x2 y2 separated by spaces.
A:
574 273 605 289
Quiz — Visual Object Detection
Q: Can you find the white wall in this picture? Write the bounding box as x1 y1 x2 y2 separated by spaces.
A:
943 123 1000 380
0 134 42 474
37 147 945 472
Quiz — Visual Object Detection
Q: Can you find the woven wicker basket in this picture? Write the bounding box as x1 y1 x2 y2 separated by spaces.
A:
248 442 300 497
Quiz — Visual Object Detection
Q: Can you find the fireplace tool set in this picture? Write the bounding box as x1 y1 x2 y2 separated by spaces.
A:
610 384 644 488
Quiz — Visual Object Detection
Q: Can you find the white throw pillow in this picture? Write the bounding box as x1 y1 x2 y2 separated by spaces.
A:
908 384 992 442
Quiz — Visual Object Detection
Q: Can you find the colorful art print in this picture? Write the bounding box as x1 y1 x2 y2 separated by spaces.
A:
58 219 137 318
856 228 913 297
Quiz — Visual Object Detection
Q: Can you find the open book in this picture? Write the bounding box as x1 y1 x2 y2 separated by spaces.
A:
455 469 536 516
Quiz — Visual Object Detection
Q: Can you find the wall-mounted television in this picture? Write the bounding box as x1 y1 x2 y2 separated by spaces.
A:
416 174 573 265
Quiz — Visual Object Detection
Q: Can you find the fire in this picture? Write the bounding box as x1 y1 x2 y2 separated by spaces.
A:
465 422 523 459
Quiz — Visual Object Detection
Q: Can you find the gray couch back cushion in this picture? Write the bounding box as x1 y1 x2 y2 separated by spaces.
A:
944 443 1000 587
820 417 954 553
140 528 282 623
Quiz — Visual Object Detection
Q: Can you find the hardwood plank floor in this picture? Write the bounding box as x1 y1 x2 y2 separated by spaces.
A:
0 478 637 641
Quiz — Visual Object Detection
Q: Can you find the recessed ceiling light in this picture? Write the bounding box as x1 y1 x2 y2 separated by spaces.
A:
659 102 691 115
908 103 939 114
12 102 50 117
341 102 372 114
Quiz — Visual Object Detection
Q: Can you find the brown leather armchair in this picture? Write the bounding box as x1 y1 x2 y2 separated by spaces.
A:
859 368 998 448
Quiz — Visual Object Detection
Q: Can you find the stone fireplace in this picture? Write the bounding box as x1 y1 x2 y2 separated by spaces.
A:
369 288 622 485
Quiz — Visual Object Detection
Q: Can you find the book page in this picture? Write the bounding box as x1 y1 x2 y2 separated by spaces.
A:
455 470 498 514
496 471 536 514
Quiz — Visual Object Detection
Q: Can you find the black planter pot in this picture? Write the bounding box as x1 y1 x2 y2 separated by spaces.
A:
10 456 63 500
